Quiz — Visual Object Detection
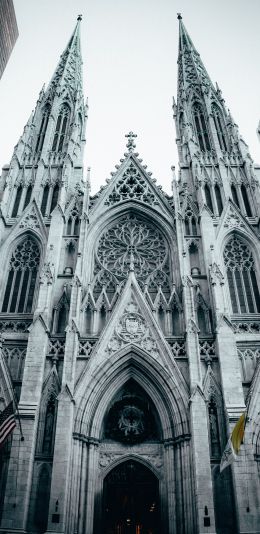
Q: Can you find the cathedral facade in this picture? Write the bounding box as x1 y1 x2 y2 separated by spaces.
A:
0 14 260 534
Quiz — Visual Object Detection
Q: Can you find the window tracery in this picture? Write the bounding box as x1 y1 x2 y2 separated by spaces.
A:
104 163 157 207
96 214 168 283
2 237 40 314
52 103 70 152
224 235 260 314
184 206 198 235
66 206 80 235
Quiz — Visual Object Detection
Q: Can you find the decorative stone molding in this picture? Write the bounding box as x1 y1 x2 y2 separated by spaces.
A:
106 300 159 358
209 263 224 286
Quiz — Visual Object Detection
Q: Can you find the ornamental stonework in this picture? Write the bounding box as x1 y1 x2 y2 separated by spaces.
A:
106 300 159 357
96 214 167 282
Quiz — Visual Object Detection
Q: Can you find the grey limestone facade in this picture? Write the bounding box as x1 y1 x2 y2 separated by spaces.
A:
0 14 260 534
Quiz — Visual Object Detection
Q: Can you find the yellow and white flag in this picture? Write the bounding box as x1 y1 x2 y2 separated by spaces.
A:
220 412 246 473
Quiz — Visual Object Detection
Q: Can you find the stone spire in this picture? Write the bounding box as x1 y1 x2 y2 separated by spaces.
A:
44 15 83 102
177 14 215 103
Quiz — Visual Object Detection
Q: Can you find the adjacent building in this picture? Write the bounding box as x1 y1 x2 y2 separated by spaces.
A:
0 14 259 534
0 0 18 79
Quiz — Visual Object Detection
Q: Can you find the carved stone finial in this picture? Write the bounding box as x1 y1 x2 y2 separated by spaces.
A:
77 14 82 21
177 13 182 20
125 131 137 152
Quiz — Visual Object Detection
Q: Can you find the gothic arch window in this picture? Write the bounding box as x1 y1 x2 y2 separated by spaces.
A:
2 236 40 313
197 306 207 333
231 184 240 208
41 184 49 216
204 184 214 213
214 184 223 215
193 102 211 152
212 103 228 152
66 209 80 236
52 103 70 152
34 465 51 532
23 185 32 210
35 104 51 153
184 207 198 235
208 399 221 458
224 235 260 314
12 185 22 217
241 184 252 217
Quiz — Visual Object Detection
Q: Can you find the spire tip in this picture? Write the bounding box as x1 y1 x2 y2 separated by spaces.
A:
77 14 82 21
177 13 182 20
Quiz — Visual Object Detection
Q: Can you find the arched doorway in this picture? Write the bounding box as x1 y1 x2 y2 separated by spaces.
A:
103 460 159 534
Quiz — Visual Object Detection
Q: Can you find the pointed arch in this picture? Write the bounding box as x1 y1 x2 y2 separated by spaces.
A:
52 291 70 334
75 346 190 441
1 235 40 313
223 234 260 314
52 102 70 152
37 366 60 455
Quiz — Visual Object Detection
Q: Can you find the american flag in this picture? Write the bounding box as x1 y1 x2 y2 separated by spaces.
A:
0 401 16 447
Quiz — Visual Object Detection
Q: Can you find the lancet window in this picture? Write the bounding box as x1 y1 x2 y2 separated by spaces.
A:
204 184 214 213
184 206 198 235
66 207 80 236
52 103 70 152
12 185 22 217
2 236 40 313
212 103 228 152
35 104 51 153
41 184 59 216
241 184 252 217
23 185 32 210
214 184 223 215
231 184 240 208
224 235 260 314
193 102 211 152
42 397 56 455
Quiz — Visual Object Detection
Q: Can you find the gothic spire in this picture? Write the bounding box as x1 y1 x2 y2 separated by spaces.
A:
177 14 215 102
45 15 83 101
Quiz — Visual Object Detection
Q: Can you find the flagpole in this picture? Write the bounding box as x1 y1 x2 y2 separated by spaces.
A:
0 336 24 441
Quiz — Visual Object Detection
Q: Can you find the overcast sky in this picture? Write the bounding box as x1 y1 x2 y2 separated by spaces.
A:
0 0 260 194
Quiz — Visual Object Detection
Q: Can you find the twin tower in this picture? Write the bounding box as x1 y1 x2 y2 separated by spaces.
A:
0 15 260 534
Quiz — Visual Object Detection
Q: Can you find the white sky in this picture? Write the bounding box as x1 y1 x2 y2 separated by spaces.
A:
0 0 260 195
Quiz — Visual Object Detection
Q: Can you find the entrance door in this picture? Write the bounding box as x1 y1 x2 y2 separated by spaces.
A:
103 460 159 534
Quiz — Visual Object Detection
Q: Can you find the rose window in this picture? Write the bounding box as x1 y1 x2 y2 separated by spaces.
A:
96 214 167 281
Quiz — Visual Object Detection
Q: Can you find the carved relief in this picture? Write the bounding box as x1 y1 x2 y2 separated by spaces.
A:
106 300 159 358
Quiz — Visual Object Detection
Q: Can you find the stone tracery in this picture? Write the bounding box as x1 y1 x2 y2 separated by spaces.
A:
96 214 167 282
